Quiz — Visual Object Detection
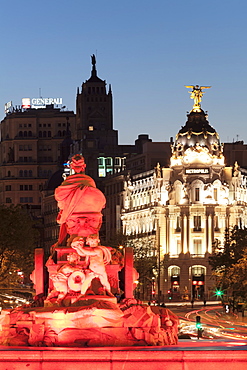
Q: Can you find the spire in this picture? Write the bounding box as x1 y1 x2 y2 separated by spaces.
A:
91 54 97 78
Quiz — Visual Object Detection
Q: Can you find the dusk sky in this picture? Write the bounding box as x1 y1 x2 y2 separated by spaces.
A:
1 0 247 145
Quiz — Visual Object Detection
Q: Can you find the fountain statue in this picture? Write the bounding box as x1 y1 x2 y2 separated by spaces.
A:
0 155 178 347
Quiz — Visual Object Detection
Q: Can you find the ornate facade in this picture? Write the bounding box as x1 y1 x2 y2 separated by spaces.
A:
121 87 247 301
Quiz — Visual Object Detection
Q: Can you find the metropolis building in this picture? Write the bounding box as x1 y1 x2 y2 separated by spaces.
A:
121 86 247 301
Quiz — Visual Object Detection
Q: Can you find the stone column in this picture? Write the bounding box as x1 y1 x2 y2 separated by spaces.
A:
187 214 191 253
183 214 188 253
34 248 44 296
181 214 184 253
211 213 215 253
124 247 134 298
206 214 209 253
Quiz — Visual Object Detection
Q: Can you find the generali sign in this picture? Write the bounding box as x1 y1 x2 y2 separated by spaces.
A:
22 97 63 109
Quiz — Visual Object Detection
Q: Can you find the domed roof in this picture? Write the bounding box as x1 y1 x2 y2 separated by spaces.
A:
46 169 64 191
172 110 223 158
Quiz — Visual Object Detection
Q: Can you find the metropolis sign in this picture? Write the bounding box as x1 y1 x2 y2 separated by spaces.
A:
22 97 63 109
185 168 209 174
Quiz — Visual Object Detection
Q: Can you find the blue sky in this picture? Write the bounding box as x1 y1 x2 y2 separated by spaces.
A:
1 0 247 145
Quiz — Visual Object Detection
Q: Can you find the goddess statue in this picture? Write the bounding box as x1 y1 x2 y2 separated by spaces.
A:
55 154 106 245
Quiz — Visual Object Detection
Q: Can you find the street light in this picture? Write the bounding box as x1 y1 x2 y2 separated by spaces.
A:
196 315 202 339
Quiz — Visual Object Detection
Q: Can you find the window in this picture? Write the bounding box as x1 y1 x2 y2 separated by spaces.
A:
20 197 33 203
192 266 205 276
105 157 112 166
195 188 200 202
20 185 33 191
194 216 201 231
176 216 181 231
88 126 94 131
6 197 12 203
214 188 218 201
5 185 11 191
176 240 181 254
171 266 180 276
193 240 202 255
214 215 219 231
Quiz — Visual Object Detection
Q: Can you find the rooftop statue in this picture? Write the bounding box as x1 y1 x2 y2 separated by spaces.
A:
91 54 96 66
55 154 106 246
185 85 211 112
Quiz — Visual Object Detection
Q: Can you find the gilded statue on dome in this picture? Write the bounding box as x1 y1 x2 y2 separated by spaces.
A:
185 85 211 112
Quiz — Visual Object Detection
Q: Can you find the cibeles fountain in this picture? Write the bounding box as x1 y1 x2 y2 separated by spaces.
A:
0 154 178 347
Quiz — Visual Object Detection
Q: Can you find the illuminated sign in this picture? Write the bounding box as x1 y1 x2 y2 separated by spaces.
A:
185 168 209 174
192 281 204 285
4 101 12 113
22 97 63 109
22 98 31 109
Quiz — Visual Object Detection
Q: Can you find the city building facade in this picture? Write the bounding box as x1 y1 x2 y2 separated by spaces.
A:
121 87 247 301
0 105 75 216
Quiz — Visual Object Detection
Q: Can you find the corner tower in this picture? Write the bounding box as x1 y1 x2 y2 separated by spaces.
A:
170 86 225 202
75 55 118 148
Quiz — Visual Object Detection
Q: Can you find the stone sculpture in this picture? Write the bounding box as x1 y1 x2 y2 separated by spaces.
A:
71 235 114 298
0 154 178 347
55 154 106 245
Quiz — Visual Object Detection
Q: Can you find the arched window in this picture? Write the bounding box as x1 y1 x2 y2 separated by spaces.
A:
24 170 28 177
7 171 11 177
39 131 42 137
19 131 23 137
43 131 47 138
24 131 27 137
28 131 32 137
29 170 33 177
58 130 62 137
48 131 51 137
19 170 23 177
